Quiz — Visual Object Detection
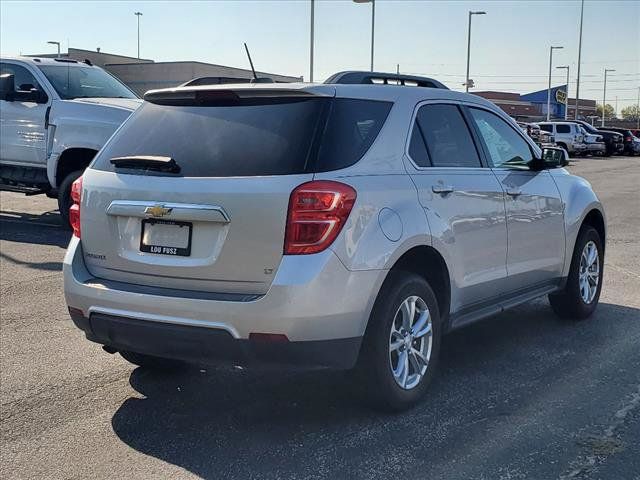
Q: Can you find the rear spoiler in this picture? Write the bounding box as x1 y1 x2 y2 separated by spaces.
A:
144 87 331 106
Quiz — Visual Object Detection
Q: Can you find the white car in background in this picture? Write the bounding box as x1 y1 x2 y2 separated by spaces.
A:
577 126 606 156
0 56 141 225
538 122 587 157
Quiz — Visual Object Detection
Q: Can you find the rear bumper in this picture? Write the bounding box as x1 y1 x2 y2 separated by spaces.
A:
63 237 385 368
69 310 362 369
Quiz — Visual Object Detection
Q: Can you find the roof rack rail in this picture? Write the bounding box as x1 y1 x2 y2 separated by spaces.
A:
324 71 448 90
53 58 78 64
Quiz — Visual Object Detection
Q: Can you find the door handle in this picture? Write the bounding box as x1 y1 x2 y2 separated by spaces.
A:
506 187 522 197
432 185 454 194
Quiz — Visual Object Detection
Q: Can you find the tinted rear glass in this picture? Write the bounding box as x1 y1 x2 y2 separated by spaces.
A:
556 124 571 133
315 98 392 171
92 97 391 177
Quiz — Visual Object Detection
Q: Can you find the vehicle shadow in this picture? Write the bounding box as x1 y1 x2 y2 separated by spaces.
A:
110 300 639 479
0 210 70 248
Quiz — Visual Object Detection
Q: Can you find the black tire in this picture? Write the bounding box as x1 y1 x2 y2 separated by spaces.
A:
57 170 83 229
119 350 186 371
357 272 442 412
549 226 604 320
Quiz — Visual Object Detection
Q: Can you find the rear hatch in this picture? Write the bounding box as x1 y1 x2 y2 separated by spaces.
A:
81 86 392 294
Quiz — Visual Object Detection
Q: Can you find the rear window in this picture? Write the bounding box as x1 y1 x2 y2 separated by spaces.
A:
92 97 391 177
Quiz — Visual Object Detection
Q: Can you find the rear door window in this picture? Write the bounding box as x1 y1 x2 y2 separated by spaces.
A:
556 124 571 134
415 104 482 168
93 97 391 176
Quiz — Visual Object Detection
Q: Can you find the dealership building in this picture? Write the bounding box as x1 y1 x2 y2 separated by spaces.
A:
29 48 303 95
474 86 597 121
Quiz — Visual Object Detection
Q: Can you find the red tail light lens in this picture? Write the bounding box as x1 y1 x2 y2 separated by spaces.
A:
69 176 83 238
625 136 632 142
285 180 356 255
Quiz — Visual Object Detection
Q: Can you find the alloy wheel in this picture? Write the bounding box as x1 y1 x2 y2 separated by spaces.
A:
389 295 433 390
579 240 600 304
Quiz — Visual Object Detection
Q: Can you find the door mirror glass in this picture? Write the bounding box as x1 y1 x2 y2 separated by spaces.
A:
0 73 15 101
538 147 569 169
13 86 48 104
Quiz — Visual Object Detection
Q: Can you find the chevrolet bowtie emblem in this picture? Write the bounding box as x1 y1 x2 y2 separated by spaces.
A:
144 205 173 218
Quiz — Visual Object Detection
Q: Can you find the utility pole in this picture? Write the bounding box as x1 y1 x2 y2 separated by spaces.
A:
637 86 639 130
309 0 314 82
556 65 569 120
547 45 563 121
134 11 143 59
574 0 584 119
354 0 375 71
602 68 615 127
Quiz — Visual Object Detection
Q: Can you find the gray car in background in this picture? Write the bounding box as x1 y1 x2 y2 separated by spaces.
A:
63 72 606 411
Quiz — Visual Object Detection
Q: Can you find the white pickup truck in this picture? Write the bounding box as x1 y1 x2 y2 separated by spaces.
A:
0 56 141 225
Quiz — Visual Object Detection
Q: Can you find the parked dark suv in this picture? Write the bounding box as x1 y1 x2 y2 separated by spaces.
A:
596 127 638 156
574 120 624 156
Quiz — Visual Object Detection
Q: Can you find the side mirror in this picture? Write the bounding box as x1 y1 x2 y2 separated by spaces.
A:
16 88 49 104
530 147 569 170
542 147 569 168
0 73 15 101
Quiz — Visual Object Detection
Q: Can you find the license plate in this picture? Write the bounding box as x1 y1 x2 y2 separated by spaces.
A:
140 219 192 256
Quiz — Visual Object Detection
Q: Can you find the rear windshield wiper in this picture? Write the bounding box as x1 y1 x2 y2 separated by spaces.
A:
110 155 181 174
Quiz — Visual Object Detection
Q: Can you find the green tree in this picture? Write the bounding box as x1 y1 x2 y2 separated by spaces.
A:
596 103 616 119
621 105 640 121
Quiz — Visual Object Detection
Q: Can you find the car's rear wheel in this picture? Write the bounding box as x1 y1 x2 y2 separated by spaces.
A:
57 170 83 229
357 272 441 411
549 226 603 319
119 350 186 371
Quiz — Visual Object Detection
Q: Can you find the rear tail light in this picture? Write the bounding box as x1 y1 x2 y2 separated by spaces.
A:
284 180 356 255
69 176 83 238
625 136 632 142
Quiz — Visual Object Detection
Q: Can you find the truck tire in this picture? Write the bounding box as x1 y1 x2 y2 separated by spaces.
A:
357 272 442 411
57 170 83 229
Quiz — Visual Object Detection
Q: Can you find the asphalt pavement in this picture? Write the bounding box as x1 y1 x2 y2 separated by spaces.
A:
1 156 639 480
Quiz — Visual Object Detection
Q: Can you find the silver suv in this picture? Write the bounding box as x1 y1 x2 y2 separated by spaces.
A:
63 71 606 411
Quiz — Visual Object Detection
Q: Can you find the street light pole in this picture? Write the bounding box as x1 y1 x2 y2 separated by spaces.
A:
547 46 563 121
134 11 143 59
465 11 486 92
47 41 61 58
602 68 615 127
556 65 569 120
637 86 639 130
309 0 314 82
574 0 584 120
354 0 375 71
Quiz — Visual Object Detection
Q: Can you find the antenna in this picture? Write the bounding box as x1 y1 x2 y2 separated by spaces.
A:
244 43 258 81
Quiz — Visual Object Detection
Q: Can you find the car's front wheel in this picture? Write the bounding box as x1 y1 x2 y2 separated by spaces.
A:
357 272 442 411
549 226 603 319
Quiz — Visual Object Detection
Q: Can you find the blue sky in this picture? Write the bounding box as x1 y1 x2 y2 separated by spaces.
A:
1 0 638 109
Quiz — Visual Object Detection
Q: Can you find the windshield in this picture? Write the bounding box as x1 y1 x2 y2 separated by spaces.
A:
37 65 137 99
581 122 598 134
